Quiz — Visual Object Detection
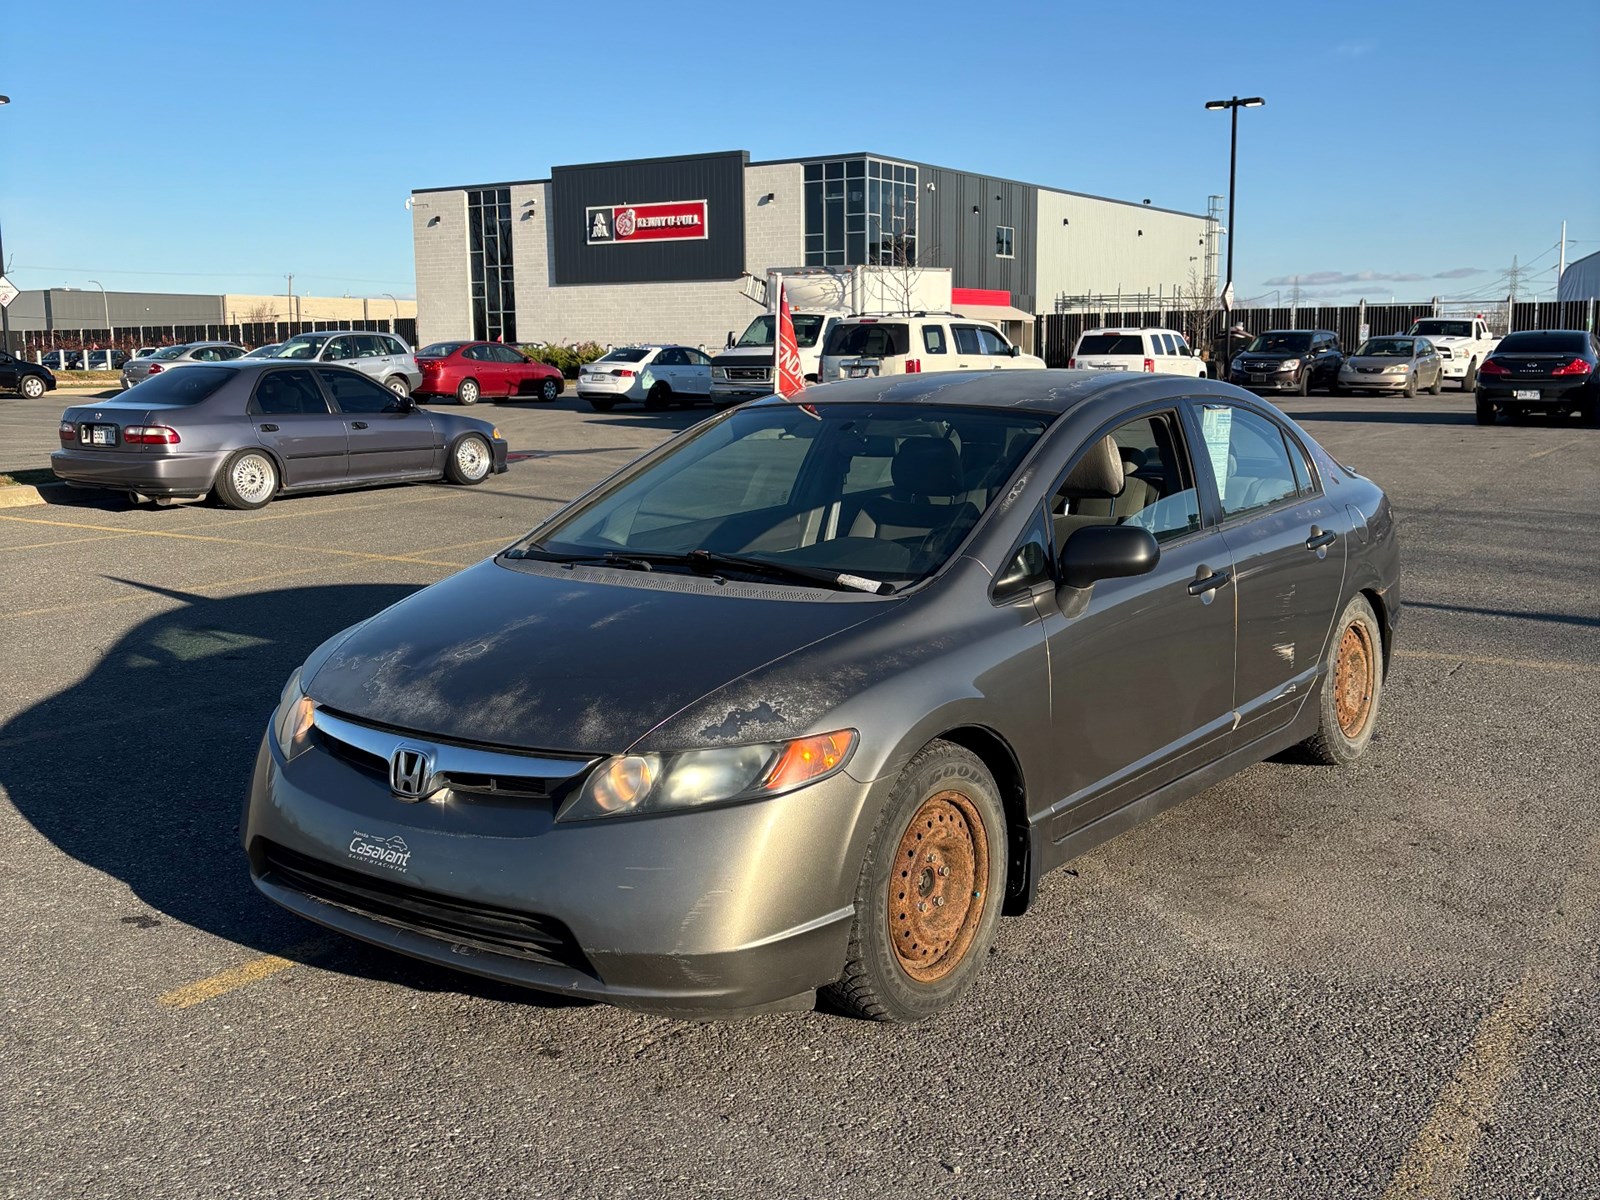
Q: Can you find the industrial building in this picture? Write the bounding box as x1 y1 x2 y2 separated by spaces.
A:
411 149 1214 350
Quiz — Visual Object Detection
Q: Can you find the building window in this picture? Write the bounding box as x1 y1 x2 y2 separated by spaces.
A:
804 158 917 269
996 225 1015 259
468 188 515 343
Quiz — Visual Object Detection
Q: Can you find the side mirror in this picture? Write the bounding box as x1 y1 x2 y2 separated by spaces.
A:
1009 344 1020 357
397 395 417 412
1058 525 1160 590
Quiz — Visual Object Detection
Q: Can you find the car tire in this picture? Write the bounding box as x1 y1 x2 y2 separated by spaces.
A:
540 377 560 402
822 739 1007 1023
1475 394 1497 424
385 376 411 399
587 397 616 413
1461 361 1477 391
645 382 672 411
444 434 492 485
456 379 480 406
1403 374 1417 398
213 450 279 511
1429 370 1443 395
1297 369 1312 397
20 375 46 399
1582 392 1600 427
1300 594 1384 768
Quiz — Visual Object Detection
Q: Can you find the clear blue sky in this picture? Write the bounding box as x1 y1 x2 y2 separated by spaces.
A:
2 0 1595 306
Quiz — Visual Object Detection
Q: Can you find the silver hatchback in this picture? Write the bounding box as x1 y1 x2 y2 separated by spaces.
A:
271 331 423 398
121 341 247 389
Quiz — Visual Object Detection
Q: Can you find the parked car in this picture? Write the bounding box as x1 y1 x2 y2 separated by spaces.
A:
1474 329 1599 425
41 350 84 371
270 331 423 399
1228 329 1343 395
578 345 713 411
1067 327 1209 379
243 369 1399 1022
52 361 507 509
0 350 56 399
244 343 286 359
415 341 565 406
74 349 130 370
818 315 1045 387
1407 317 1499 390
1335 336 1444 397
121 341 247 389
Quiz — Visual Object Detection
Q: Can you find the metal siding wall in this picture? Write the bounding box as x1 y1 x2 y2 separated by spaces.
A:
551 152 748 286
920 167 1037 311
1035 191 1211 306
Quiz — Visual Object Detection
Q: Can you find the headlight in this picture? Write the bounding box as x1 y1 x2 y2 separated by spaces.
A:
1230 357 1244 370
1384 364 1409 374
1280 358 1302 371
271 668 317 761
559 729 858 822
712 367 727 380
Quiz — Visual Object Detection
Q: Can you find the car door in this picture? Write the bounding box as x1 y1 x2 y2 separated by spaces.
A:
0 351 17 392
1193 399 1349 746
319 367 439 479
460 344 503 395
249 367 349 488
654 347 687 393
322 335 361 375
682 348 713 396
1034 407 1239 839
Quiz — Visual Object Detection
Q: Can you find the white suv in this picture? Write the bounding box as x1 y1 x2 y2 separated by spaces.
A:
819 314 1045 382
1068 327 1208 379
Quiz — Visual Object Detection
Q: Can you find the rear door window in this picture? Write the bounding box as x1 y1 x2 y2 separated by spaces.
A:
1197 404 1302 519
923 326 948 355
250 368 328 415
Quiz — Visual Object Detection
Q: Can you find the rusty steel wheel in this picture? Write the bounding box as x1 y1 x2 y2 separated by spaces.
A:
887 790 991 984
1334 621 1376 740
1301 594 1384 767
824 740 1006 1023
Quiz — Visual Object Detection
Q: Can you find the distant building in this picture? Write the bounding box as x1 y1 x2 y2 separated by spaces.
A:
1557 249 1600 301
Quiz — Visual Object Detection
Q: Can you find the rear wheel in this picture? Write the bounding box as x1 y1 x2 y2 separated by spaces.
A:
1582 391 1600 427
822 740 1006 1023
385 376 410 399
445 434 492 485
540 377 560 402
1475 394 1497 424
456 378 480 406
645 381 672 411
214 450 278 510
20 375 46 399
1300 594 1384 767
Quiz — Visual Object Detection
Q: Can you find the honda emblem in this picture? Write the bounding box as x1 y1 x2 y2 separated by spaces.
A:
389 745 435 801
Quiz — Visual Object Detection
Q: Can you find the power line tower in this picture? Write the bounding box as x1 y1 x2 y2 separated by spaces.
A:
1505 255 1525 306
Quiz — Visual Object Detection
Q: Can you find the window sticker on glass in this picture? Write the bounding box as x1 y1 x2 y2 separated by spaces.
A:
1200 405 1233 487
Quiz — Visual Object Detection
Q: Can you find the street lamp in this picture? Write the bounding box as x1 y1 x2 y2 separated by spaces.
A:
88 280 114 355
382 292 399 330
1204 95 1265 310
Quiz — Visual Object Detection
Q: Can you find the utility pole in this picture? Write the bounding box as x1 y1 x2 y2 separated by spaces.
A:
1558 221 1567 296
285 274 294 328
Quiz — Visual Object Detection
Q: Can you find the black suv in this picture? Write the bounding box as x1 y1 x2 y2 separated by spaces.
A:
0 350 57 399
1228 329 1343 395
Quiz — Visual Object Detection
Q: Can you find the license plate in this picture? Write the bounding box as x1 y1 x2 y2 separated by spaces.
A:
1512 389 1540 400
1250 373 1266 383
846 365 876 378
80 423 116 446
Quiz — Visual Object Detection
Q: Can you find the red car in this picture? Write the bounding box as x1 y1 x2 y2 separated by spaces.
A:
415 341 564 406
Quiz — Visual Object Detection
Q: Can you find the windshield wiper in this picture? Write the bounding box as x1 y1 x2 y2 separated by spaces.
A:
675 549 892 594
504 545 657 572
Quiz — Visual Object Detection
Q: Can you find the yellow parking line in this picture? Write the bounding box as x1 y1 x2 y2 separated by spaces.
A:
160 944 325 1009
0 531 130 553
1396 648 1597 674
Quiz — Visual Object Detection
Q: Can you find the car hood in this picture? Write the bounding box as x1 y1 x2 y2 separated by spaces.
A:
303 558 889 754
1238 349 1311 360
1343 356 1413 368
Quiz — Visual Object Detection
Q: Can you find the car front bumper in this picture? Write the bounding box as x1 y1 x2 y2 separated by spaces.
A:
1229 369 1306 392
243 729 881 1016
50 447 228 495
1338 373 1412 391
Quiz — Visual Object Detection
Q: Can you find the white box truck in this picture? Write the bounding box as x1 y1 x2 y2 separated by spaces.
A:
711 265 953 407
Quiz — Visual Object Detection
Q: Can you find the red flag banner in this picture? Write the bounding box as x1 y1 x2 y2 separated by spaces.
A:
775 283 806 398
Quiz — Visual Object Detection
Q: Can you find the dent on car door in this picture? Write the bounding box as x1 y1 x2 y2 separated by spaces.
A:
1194 401 1349 744
1035 409 1238 844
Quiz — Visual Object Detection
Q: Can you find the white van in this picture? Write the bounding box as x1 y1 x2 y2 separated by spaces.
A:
1068 327 1208 378
820 314 1045 382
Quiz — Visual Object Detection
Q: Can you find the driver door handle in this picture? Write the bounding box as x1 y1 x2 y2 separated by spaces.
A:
1188 569 1233 596
350 421 369 429
1306 527 1338 551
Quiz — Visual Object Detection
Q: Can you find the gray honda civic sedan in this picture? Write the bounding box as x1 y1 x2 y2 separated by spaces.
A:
52 360 507 508
245 370 1400 1022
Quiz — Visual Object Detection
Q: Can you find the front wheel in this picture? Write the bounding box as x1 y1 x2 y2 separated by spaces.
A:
822 740 1006 1023
445 434 492 485
214 450 278 510
1298 369 1312 397
540 377 560 402
456 378 480 406
1461 361 1477 391
1429 370 1443 395
1300 594 1384 767
21 375 47 399
1403 373 1417 398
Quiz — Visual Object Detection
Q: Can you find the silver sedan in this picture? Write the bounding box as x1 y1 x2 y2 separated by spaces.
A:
120 341 248 389
1335 336 1444 397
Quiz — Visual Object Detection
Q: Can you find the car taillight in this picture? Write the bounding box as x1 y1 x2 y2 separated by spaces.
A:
1552 358 1593 376
905 358 921 373
1478 359 1509 376
1067 357 1076 368
147 364 164 374
59 421 75 441
125 425 181 444
615 369 634 378
1143 358 1155 372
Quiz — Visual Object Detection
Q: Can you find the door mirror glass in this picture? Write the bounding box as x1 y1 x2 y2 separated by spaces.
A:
1057 525 1159 590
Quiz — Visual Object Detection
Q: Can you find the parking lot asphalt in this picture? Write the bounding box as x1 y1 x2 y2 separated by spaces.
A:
1 385 1595 1199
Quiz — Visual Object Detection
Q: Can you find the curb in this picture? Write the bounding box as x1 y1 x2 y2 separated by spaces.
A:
0 484 53 509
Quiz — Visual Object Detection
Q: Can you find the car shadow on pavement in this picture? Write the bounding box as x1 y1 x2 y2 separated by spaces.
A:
0 580 588 1009
1289 408 1480 426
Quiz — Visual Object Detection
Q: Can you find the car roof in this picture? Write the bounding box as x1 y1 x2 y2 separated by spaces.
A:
1256 328 1338 336
757 368 1246 415
1079 327 1181 335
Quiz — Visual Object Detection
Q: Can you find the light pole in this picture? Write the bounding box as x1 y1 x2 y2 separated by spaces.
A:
88 280 113 359
0 95 12 354
1204 95 1264 310
382 292 399 332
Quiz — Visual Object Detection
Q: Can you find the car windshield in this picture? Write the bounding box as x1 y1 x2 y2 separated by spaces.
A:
1411 320 1472 337
150 345 190 361
119 365 233 405
1496 332 1587 353
512 403 1050 586
735 314 828 349
1246 332 1312 353
1074 334 1145 355
244 345 281 358
1356 339 1415 357
419 342 468 357
599 348 651 363
822 323 910 358
275 336 328 359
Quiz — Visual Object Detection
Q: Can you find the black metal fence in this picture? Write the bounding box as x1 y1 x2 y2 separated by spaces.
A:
1035 299 1598 369
17 317 420 357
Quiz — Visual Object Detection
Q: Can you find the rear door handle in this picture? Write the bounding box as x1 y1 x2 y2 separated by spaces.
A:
351 421 369 430
258 423 279 432
1188 568 1232 596
1306 527 1338 551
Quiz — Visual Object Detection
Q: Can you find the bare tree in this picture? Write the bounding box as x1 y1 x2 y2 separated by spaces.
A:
244 300 279 323
873 199 940 315
1172 266 1220 358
